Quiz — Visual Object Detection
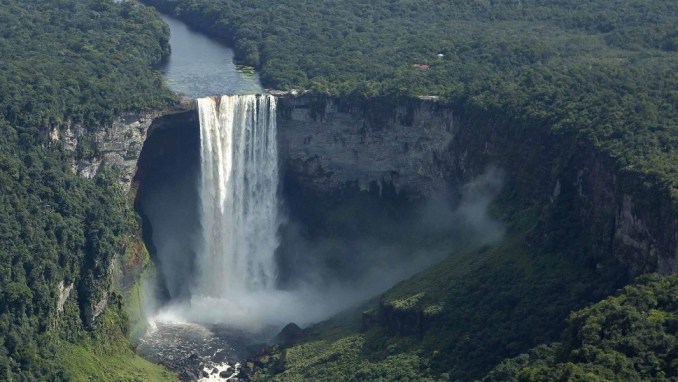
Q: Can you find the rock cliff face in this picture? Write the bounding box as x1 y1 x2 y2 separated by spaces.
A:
276 94 678 275
50 101 195 188
276 96 456 199
553 146 678 275
48 103 196 325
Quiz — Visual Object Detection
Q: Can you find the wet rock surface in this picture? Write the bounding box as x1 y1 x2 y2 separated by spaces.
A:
138 322 257 381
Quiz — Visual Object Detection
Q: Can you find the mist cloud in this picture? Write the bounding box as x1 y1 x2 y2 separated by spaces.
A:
146 166 505 332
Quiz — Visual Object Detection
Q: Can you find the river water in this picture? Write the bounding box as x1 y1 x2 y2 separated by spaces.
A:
158 14 263 97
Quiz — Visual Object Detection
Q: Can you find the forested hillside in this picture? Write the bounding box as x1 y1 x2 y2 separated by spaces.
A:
0 0 174 379
484 273 678 381
251 267 678 381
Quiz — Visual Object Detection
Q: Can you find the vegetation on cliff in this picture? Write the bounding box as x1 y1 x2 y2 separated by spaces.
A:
1 0 676 380
0 0 174 379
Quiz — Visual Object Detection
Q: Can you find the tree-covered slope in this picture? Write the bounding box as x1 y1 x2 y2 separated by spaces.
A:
484 273 678 381
0 0 174 379
0 0 174 127
144 0 678 215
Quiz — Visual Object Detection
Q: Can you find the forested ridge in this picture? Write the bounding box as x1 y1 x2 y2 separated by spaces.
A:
0 0 174 379
145 0 678 215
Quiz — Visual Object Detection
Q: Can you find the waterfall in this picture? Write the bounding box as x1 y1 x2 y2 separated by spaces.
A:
195 94 279 297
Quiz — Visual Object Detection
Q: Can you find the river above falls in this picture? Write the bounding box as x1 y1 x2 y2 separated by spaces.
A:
158 13 263 98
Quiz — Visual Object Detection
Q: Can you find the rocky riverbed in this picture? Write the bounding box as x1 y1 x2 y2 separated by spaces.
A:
137 321 263 381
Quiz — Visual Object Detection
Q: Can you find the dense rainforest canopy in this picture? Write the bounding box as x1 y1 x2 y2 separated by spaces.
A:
0 0 174 379
0 0 174 128
484 273 678 381
146 0 678 215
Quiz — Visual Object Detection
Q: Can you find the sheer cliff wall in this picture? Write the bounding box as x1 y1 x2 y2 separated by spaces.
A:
276 95 677 275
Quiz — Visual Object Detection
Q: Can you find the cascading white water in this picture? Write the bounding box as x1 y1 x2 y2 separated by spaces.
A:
195 94 279 297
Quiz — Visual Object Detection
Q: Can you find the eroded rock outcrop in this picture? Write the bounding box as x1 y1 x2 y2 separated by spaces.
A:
550 147 678 275
276 96 456 199
50 101 195 188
